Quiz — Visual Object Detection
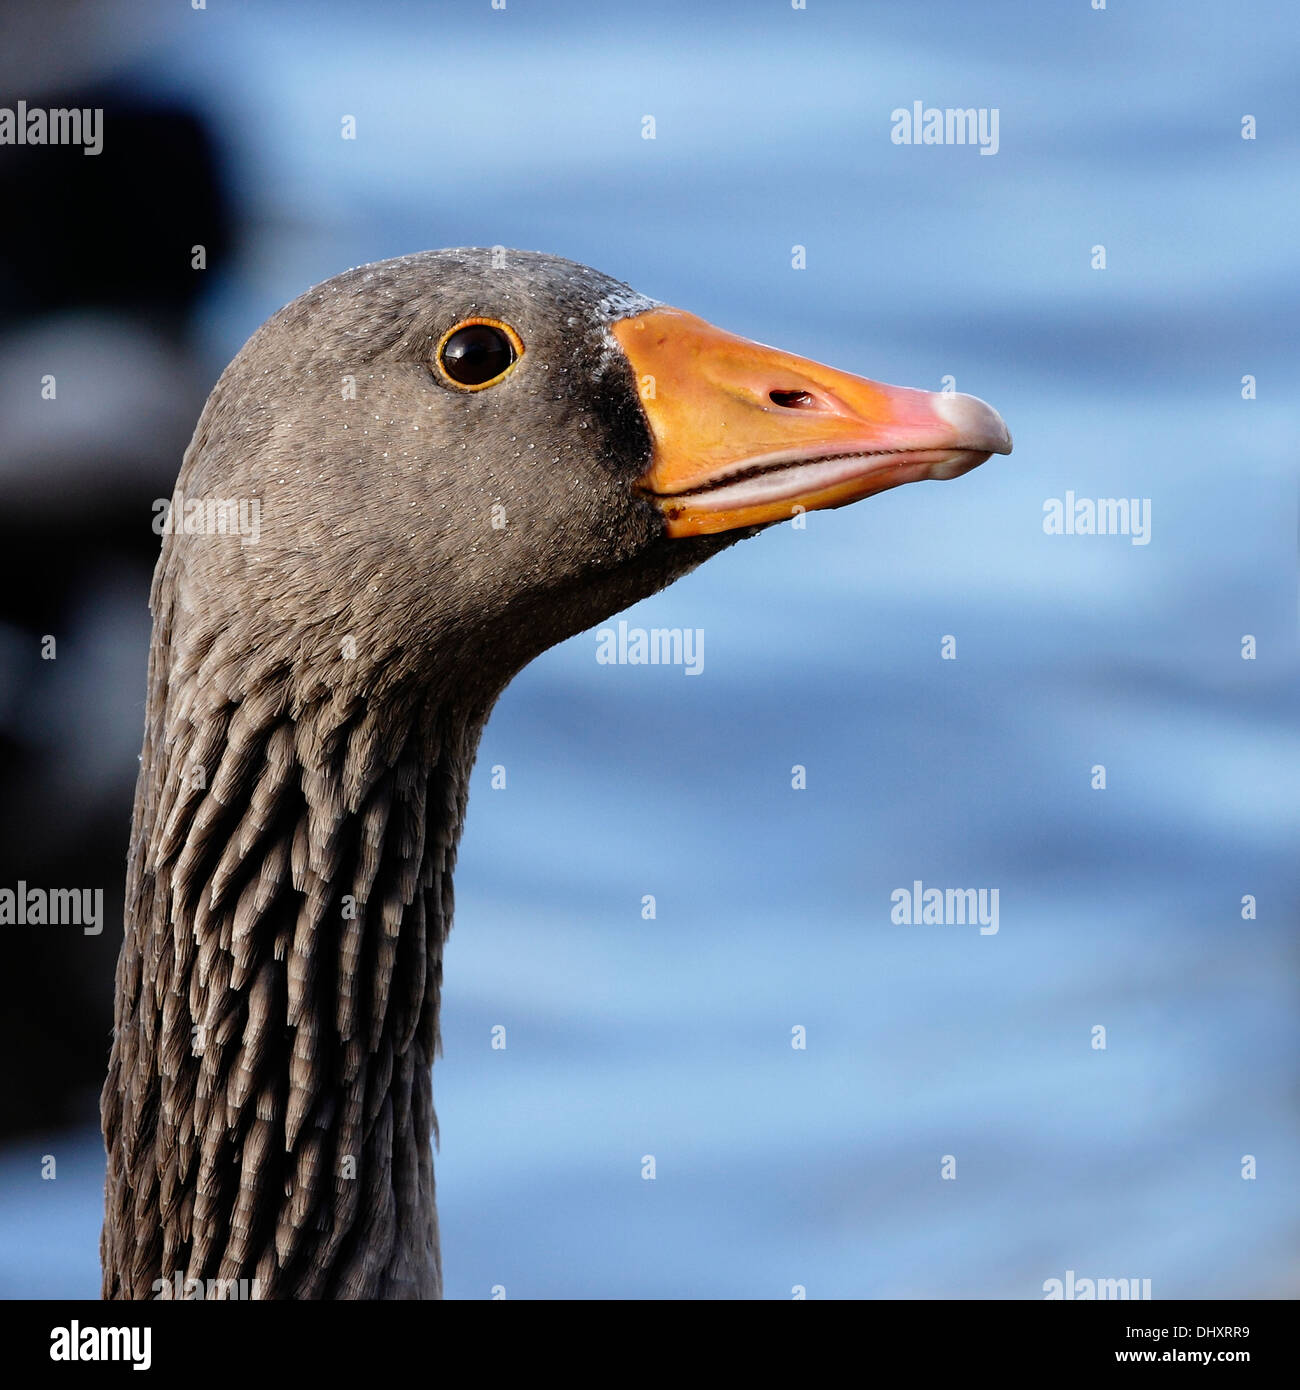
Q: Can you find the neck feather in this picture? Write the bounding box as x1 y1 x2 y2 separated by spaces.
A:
101 587 483 1299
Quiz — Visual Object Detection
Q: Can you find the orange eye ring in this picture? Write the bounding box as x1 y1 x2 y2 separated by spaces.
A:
435 316 525 391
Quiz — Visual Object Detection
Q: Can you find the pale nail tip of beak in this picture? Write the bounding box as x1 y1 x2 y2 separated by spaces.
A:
933 390 1013 454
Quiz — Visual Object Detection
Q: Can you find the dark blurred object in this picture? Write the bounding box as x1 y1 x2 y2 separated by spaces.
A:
0 86 232 324
0 83 237 1139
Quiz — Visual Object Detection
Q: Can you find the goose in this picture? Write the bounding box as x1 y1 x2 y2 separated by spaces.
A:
100 248 1011 1299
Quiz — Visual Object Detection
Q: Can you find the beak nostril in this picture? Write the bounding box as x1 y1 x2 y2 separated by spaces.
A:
769 389 817 409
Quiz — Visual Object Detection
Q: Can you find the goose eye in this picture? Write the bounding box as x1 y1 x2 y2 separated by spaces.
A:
437 320 520 389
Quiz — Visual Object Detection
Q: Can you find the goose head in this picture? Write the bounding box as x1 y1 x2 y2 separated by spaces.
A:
173 247 1010 707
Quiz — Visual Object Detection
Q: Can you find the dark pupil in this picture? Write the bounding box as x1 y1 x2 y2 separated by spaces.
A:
441 325 513 385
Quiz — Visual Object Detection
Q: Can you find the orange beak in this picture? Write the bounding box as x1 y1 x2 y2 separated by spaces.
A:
612 308 1012 538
